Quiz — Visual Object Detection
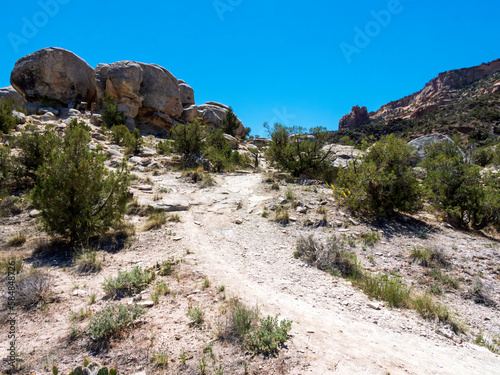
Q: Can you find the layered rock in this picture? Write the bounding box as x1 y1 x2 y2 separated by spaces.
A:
10 47 96 107
339 58 500 128
338 105 370 130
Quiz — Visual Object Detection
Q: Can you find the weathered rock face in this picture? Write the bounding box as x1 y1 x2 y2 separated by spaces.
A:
181 102 246 138
178 79 195 106
10 47 96 107
339 59 500 129
407 134 464 165
95 61 183 130
338 105 370 130
0 86 25 107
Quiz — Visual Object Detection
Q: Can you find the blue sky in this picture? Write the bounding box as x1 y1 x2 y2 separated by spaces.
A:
0 0 499 137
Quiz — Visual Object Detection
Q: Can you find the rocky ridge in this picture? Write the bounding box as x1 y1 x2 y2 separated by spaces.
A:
339 58 500 130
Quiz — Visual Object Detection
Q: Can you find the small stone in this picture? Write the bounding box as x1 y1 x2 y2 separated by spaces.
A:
29 209 40 218
72 289 86 296
173 237 183 241
107 149 123 158
132 295 142 302
348 218 359 226
194 221 202 225
136 185 153 191
337 228 349 232
137 301 155 308
297 206 307 214
306 330 315 334
235 218 243 224
367 302 381 310
289 216 298 222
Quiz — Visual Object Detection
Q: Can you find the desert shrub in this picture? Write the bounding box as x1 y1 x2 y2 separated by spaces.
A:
0 195 26 217
472 146 494 166
31 124 130 242
218 298 259 339
0 98 17 134
12 124 62 182
0 146 13 195
467 277 496 307
360 231 380 247
296 235 362 279
101 90 126 128
265 123 336 182
274 206 290 224
88 304 145 341
7 232 26 247
12 269 53 310
0 254 24 274
109 125 142 154
222 107 240 137
156 140 173 155
204 128 233 172
102 266 155 298
335 134 422 217
244 316 292 354
142 211 167 231
422 141 500 229
172 119 204 155
74 248 102 274
187 305 204 326
357 273 412 308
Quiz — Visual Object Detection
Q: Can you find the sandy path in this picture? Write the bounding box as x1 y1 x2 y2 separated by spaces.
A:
175 173 499 374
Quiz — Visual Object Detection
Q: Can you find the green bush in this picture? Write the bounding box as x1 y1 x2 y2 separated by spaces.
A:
31 124 130 242
204 128 233 172
102 266 155 298
172 119 204 155
244 316 292 354
0 146 13 195
265 123 336 181
101 90 126 128
13 124 62 183
421 141 500 229
335 134 422 217
88 304 145 341
221 107 239 137
156 139 173 155
109 125 143 154
0 98 17 134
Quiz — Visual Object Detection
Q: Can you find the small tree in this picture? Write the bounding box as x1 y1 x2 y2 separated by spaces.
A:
335 134 422 217
13 124 62 183
421 141 494 228
221 107 240 137
102 90 126 128
204 128 233 172
0 146 12 195
0 98 17 134
109 125 143 155
265 123 335 180
172 119 204 155
31 121 130 242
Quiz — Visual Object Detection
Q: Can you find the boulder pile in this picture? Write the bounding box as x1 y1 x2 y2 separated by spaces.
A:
6 47 246 137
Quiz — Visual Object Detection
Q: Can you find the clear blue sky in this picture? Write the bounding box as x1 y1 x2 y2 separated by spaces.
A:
1 0 499 137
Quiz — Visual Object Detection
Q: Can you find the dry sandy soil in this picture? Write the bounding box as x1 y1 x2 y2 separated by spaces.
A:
1 139 500 375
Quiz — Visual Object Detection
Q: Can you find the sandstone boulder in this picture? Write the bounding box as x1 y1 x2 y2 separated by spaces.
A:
95 61 182 131
10 47 96 107
0 86 25 107
178 79 195 106
338 105 370 130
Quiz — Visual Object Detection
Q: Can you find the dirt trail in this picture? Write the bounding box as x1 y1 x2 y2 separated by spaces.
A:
172 173 499 375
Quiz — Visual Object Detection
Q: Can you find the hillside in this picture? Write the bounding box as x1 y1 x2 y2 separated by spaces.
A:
335 60 500 146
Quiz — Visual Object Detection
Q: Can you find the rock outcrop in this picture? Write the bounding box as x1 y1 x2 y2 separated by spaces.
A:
407 134 464 164
339 58 500 128
338 105 370 130
0 86 25 107
8 47 247 136
10 47 96 107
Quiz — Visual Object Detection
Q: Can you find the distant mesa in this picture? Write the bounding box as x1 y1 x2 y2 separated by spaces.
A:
7 47 246 138
339 58 500 130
